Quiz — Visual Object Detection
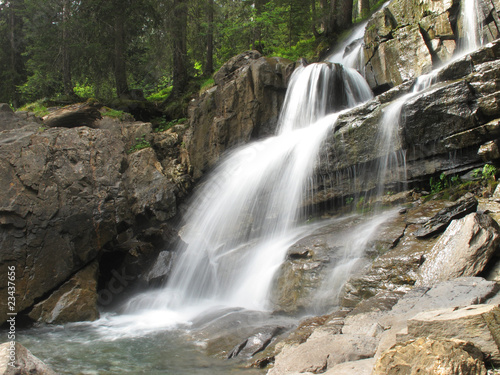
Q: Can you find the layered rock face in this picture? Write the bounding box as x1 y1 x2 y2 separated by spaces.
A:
0 108 188 324
364 0 500 92
184 51 292 179
311 39 500 207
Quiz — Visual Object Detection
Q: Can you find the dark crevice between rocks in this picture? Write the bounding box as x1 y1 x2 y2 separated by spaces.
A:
418 25 442 67
448 0 461 40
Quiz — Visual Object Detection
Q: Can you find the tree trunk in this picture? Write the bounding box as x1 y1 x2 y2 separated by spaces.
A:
253 0 268 51
311 0 320 37
172 0 188 97
62 0 72 97
319 0 328 33
113 5 129 98
336 0 353 30
204 0 214 75
359 0 370 19
7 1 24 108
327 0 338 35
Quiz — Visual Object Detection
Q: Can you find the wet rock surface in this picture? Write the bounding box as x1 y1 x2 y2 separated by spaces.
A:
414 193 479 238
417 212 500 285
28 261 99 324
314 38 500 206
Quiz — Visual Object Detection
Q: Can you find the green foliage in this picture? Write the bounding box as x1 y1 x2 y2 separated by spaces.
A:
102 108 128 120
153 117 187 132
199 77 215 94
345 196 354 205
481 164 497 180
145 75 173 102
429 173 461 194
128 135 151 154
74 82 95 100
273 37 318 61
18 101 50 117
1 0 364 107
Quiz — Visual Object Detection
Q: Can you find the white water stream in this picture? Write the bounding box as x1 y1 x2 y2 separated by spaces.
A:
121 61 374 327
96 0 486 336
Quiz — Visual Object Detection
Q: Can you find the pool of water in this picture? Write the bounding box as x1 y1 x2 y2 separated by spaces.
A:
14 317 264 375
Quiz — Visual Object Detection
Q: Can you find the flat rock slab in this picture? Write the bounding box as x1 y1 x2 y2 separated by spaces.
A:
323 358 376 375
373 337 487 375
402 304 500 364
268 331 377 375
416 213 500 286
414 193 478 238
375 277 499 357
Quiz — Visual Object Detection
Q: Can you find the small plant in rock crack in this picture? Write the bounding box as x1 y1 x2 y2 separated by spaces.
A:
128 135 151 154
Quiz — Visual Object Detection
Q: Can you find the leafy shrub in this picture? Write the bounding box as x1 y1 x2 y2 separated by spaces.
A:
18 101 50 117
429 173 461 194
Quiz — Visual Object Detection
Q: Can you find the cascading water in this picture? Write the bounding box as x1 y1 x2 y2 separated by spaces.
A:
124 63 373 319
459 0 483 53
372 0 488 196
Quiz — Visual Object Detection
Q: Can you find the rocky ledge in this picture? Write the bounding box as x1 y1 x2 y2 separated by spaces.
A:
217 184 500 374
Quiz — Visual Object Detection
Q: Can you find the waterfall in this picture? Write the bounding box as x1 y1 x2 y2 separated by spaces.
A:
122 59 373 320
459 0 483 54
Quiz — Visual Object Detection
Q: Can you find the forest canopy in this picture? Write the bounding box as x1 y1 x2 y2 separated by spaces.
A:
0 0 382 109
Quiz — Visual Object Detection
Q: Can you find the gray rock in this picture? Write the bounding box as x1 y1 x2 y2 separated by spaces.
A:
322 358 375 375
478 140 500 161
0 342 58 375
185 52 292 180
417 213 500 285
0 117 182 324
414 193 478 238
402 304 500 364
268 331 378 375
228 326 285 359
28 261 99 324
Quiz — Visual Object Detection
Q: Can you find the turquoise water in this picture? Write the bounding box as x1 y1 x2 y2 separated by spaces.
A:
16 320 264 375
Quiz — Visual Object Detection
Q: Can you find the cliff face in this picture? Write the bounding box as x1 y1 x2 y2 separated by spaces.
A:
311 41 500 207
0 110 188 324
184 51 293 180
364 0 500 92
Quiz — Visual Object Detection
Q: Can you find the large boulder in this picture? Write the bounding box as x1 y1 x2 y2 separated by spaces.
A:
0 125 126 318
401 304 500 365
314 40 500 206
0 112 183 324
184 51 292 179
28 261 99 324
373 337 487 375
268 330 378 375
417 213 500 286
363 0 500 92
